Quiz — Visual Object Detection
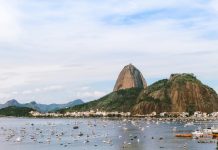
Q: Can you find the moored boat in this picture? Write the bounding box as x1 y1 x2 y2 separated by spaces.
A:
176 134 192 138
212 129 218 137
192 130 203 139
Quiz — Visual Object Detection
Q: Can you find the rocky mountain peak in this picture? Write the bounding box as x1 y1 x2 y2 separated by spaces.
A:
30 101 37 105
169 73 198 82
6 99 19 105
113 64 147 91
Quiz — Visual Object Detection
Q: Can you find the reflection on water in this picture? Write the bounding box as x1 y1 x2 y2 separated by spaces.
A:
0 118 217 150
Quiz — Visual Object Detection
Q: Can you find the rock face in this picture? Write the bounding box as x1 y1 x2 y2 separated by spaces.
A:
132 73 218 114
113 64 147 91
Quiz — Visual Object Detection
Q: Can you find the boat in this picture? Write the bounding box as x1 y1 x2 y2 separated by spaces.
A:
203 128 212 134
184 122 194 127
176 134 192 138
73 126 79 129
172 127 177 132
212 128 218 137
192 130 203 139
16 137 22 142
122 127 128 130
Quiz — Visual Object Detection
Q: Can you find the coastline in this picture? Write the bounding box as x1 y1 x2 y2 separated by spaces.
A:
1 115 218 122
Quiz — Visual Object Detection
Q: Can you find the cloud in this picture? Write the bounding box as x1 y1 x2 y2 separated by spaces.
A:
22 90 33 95
0 92 11 101
209 0 218 12
80 86 91 91
0 0 217 103
16 85 64 95
0 64 63 90
0 0 21 41
43 85 63 91
75 91 106 101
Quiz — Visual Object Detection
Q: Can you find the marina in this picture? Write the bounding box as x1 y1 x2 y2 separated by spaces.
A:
0 117 218 150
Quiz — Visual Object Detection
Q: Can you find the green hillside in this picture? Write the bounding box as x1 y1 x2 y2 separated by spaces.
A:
59 73 218 115
59 88 142 113
0 106 34 117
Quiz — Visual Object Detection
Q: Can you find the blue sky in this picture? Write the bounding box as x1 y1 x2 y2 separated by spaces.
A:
0 0 218 104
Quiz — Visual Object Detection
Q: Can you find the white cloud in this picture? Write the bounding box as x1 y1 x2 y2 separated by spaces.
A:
0 0 21 41
42 85 63 91
80 86 91 91
76 91 106 101
0 64 63 89
0 0 217 103
18 85 63 95
0 92 11 101
22 90 32 95
11 91 18 95
210 0 218 12
34 88 41 93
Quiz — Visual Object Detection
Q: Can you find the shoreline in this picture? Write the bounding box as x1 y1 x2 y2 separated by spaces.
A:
1 116 218 122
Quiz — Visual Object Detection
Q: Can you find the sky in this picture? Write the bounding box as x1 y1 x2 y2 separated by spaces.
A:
0 0 218 104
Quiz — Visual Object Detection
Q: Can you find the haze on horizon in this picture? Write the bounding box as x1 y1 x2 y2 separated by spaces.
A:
0 0 218 104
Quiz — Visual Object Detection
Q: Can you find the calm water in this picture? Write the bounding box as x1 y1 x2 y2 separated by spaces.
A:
0 117 217 150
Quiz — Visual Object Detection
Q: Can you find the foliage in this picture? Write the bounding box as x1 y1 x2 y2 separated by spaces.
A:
0 106 34 117
140 95 160 104
59 88 143 113
170 73 201 85
186 103 196 115
146 79 168 94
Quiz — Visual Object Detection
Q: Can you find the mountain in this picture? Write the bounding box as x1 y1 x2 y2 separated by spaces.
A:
0 106 34 117
60 88 142 113
0 99 84 112
113 64 147 91
0 99 22 109
62 73 218 115
132 73 218 114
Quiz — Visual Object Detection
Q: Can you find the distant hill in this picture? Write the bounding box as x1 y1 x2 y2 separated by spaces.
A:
0 99 22 109
60 88 142 113
0 99 84 112
0 106 34 117
61 73 218 115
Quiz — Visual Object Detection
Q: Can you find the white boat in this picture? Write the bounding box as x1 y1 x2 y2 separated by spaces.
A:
172 127 177 132
211 127 218 137
184 122 194 127
211 128 218 133
192 130 203 139
203 128 212 134
16 137 22 142
122 127 128 130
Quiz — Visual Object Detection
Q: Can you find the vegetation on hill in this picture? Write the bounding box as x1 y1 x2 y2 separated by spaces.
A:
169 73 202 85
60 73 218 115
145 79 168 94
59 88 143 113
0 106 34 117
133 73 218 114
0 99 84 113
